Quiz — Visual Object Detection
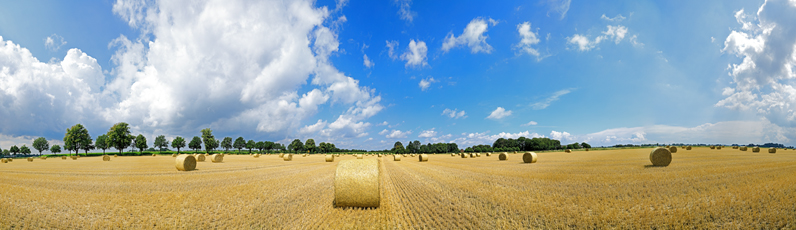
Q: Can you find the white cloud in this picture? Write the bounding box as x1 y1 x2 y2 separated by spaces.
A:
299 119 327 134
418 128 437 138
716 0 796 126
550 130 574 142
521 121 538 126
386 40 399 59
44 34 67 51
486 107 512 120
531 89 572 110
401 39 428 68
394 0 416 23
546 0 571 20
567 25 629 51
442 18 496 54
363 54 374 68
515 22 542 59
379 129 389 135
442 108 467 119
600 14 626 22
603 25 628 44
419 77 436 91
385 129 411 139
377 121 388 126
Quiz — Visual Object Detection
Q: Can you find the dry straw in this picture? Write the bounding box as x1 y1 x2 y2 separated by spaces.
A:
753 147 760 152
196 154 206 162
102 155 111 161
686 146 692 150
71 156 78 160
334 159 380 208
394 155 401 161
62 156 66 160
522 152 538 163
649 147 672 166
114 154 118 157
710 146 715 149
40 156 46 160
1 158 6 163
565 149 572 153
717 146 722 150
733 146 739 149
585 148 590 151
418 154 428 162
7 158 12 162
283 154 293 161
326 155 334 162
486 152 492 156
476 153 481 157
210 154 224 163
27 157 33 162
451 153 456 156
499 152 508 161
769 148 777 154
279 153 284 158
175 154 197 171
669 146 678 153
356 154 364 159
253 154 260 158
469 153 476 158
740 146 748 151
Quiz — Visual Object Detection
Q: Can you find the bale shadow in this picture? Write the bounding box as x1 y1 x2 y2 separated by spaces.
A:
332 200 380 210
643 165 668 168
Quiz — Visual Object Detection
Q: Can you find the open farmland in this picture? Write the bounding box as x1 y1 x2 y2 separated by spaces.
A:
2 148 795 228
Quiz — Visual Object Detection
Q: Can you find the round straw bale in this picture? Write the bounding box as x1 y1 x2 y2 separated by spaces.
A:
40 156 46 160
334 159 380 208
522 152 538 163
253 154 260 158
717 146 722 150
303 154 308 157
1 158 6 163
418 154 428 162
710 146 715 149
279 153 284 158
378 154 382 158
210 154 223 163
732 146 739 149
499 152 508 161
686 146 692 150
585 148 590 151
668 146 678 153
394 155 401 161
769 148 776 154
326 155 334 162
476 153 481 157
460 153 467 158
649 147 672 166
114 154 118 157
739 146 747 151
283 154 293 161
451 153 456 156
175 154 197 171
356 154 363 159
172 154 177 157
469 153 475 158
102 155 110 161
7 158 12 162
27 157 33 162
61 156 66 160
752 147 760 152
566 149 573 153
196 154 206 162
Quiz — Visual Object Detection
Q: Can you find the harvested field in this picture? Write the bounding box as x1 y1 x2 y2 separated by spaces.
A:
1 148 795 228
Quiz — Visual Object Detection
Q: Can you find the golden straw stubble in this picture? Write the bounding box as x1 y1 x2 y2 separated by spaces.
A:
334 159 380 208
418 154 428 162
175 154 197 171
522 152 537 163
27 157 33 162
649 147 672 166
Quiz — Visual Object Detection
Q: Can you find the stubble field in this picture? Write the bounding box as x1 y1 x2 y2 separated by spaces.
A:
1 147 795 229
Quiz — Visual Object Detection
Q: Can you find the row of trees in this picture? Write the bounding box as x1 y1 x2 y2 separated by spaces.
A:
388 141 459 154
492 137 590 151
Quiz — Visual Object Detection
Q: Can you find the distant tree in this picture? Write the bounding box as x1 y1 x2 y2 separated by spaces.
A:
134 134 147 154
189 136 202 153
263 141 274 152
255 141 265 153
392 141 405 154
3 149 8 155
81 139 95 155
221 137 233 153
20 145 31 155
201 128 218 154
153 135 169 153
305 139 316 154
95 134 109 154
581 142 591 149
243 140 254 154
106 122 133 156
10 145 20 155
172 136 186 154
465 147 473 152
50 145 62 155
65 124 91 156
32 137 49 155
233 137 246 153
288 139 304 153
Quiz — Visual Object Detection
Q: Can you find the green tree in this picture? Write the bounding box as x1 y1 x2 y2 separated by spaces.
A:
246 140 256 154
201 128 218 154
81 137 94 155
288 139 303 153
65 124 91 156
2 149 7 156
188 136 202 153
50 145 61 155
171 136 186 154
95 134 109 154
581 142 591 149
20 145 31 154
233 137 246 153
134 134 147 154
255 141 265 153
392 141 405 154
10 145 20 155
221 137 233 152
465 147 473 152
305 139 316 154
106 122 133 156
32 137 49 155
153 135 169 153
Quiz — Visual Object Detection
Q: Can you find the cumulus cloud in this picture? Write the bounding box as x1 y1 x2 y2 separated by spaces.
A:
567 25 629 51
394 0 416 23
600 14 626 22
384 129 411 139
418 128 436 138
401 39 428 68
300 119 327 134
44 34 67 51
550 130 574 142
521 121 538 126
531 89 572 110
442 108 466 119
514 22 543 59
716 0 796 127
419 77 436 91
442 17 497 54
486 107 512 120
363 54 374 68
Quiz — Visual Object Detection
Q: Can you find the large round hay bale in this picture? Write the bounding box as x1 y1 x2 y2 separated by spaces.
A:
740 146 748 151
62 156 67 160
114 154 118 157
326 155 334 162
686 146 692 150
418 154 428 162
27 157 33 162
1 158 7 163
303 154 308 157
469 153 475 158
210 154 223 163
710 146 715 149
102 155 111 161
564 149 572 153
356 154 363 159
585 148 590 151
334 159 380 208
460 153 467 158
668 146 678 153
196 154 206 162
283 154 293 161
451 153 456 156
486 152 492 156
522 152 538 163
716 146 722 150
769 148 776 154
393 155 401 161
39 156 47 160
175 154 197 171
499 152 508 161
476 153 481 157
732 146 739 149
254 154 260 158
752 147 760 152
649 147 672 166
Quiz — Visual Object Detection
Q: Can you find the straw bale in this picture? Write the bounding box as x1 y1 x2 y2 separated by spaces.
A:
649 147 672 166
522 152 538 163
326 155 334 162
334 159 380 208
283 154 293 161
418 154 428 162
175 154 197 171
499 152 508 161
102 155 110 161
210 154 223 163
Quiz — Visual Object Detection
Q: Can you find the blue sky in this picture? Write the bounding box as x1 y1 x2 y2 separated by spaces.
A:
1 0 795 151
